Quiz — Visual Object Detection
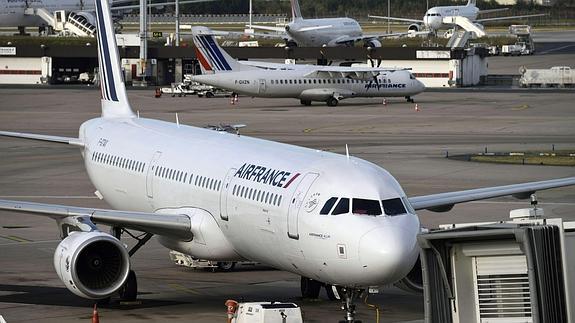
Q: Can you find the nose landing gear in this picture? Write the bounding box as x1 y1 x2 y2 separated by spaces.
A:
339 288 365 323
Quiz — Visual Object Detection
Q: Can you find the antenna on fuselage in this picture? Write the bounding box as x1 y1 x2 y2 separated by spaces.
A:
345 144 350 160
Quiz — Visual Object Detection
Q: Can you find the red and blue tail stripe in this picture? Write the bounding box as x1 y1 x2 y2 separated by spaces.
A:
194 35 232 71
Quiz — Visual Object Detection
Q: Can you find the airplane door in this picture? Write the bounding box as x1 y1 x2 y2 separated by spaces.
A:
219 168 236 221
146 151 162 198
258 79 266 94
287 173 319 240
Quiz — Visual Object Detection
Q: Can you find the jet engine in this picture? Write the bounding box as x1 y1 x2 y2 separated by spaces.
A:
76 11 96 26
393 256 423 294
408 23 422 32
364 39 382 48
54 231 130 299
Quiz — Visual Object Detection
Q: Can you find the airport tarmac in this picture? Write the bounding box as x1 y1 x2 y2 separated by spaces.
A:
1 88 575 322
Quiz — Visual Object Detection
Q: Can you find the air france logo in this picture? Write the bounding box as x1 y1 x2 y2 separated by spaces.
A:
235 163 300 188
365 83 406 91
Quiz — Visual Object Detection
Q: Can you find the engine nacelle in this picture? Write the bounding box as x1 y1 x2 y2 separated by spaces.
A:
364 39 382 48
54 231 130 299
393 256 423 294
76 11 96 26
408 23 422 32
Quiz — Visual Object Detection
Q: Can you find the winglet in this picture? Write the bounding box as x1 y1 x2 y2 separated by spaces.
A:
94 0 135 119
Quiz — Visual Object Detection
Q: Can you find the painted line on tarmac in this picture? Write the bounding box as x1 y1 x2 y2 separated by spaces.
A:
539 44 575 54
0 239 60 246
0 235 32 243
167 283 203 295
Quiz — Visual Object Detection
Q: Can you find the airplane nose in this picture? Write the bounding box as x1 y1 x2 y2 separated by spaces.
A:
417 80 426 93
358 225 419 284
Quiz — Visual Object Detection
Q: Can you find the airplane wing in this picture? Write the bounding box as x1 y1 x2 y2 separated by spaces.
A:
111 0 213 11
476 13 547 23
294 25 333 32
246 24 287 33
0 199 192 240
409 177 575 212
303 66 407 80
478 8 509 15
0 130 84 147
368 15 424 24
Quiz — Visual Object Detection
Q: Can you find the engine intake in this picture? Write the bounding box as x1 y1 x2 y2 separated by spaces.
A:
394 256 423 294
54 231 130 299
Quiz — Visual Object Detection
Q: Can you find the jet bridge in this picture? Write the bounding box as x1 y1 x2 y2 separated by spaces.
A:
24 8 96 37
418 209 574 323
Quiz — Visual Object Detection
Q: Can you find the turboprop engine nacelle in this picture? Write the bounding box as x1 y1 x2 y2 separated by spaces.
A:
54 231 130 299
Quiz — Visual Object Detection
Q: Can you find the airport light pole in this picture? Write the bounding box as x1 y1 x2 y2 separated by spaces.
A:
249 0 252 28
387 0 390 34
175 0 180 46
139 0 148 85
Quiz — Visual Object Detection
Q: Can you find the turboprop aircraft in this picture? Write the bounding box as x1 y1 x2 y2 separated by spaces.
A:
245 0 417 47
369 0 546 37
1 0 575 322
191 27 425 106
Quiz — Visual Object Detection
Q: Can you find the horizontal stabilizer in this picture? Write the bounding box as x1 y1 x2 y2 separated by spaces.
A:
0 130 84 147
409 177 575 212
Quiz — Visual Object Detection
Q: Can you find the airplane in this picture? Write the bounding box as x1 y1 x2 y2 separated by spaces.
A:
369 0 546 37
244 0 417 48
190 27 426 106
1 0 575 321
0 0 211 34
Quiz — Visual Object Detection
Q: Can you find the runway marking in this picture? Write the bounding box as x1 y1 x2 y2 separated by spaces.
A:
0 239 59 246
0 235 32 243
167 283 203 295
539 44 575 55
0 195 96 199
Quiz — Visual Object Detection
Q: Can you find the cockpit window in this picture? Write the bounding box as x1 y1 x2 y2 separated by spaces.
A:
332 198 349 215
320 197 338 215
409 73 416 80
352 198 382 216
402 197 415 214
382 198 407 216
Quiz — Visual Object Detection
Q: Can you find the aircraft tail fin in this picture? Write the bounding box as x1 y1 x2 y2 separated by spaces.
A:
467 0 476 7
95 0 135 118
290 0 303 21
191 26 257 74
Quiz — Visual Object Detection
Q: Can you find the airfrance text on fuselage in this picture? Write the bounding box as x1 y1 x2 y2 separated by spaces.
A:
234 163 300 188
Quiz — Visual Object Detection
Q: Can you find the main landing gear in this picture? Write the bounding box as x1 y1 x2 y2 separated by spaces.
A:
112 227 154 302
300 99 312 106
405 96 415 103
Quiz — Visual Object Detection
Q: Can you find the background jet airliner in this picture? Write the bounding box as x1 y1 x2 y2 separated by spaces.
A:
245 0 414 47
369 0 546 36
1 0 575 321
191 27 425 106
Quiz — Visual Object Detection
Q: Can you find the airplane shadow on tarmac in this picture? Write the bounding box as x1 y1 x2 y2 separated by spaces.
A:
0 284 186 309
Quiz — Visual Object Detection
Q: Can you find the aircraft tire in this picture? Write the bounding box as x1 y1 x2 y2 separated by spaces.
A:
326 97 338 107
118 270 138 301
300 277 322 299
216 261 236 272
300 99 312 106
205 91 214 98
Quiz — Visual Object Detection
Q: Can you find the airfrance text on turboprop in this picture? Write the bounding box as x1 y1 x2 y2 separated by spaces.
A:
365 83 406 90
234 163 300 188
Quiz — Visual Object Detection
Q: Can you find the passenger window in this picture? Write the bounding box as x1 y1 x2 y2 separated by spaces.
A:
382 198 407 216
352 198 382 215
320 197 338 215
332 198 349 215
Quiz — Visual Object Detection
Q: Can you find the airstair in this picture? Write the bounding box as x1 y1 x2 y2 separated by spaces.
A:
443 15 486 38
24 8 96 37
446 30 471 49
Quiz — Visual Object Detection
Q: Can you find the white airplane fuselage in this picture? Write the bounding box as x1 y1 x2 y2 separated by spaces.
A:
423 5 479 31
0 0 92 27
192 69 424 101
286 17 363 47
79 116 420 287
